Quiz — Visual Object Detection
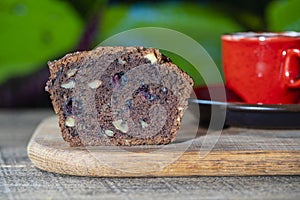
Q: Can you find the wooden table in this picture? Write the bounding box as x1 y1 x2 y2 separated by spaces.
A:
1 109 300 199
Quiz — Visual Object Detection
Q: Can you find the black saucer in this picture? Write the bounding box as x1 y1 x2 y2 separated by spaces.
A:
190 85 300 129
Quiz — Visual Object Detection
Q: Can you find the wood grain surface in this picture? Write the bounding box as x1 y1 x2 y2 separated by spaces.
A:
27 111 300 177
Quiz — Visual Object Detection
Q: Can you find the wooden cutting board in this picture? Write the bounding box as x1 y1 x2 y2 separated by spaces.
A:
27 111 300 177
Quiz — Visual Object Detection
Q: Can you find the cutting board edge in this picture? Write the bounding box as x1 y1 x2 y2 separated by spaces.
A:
27 116 300 177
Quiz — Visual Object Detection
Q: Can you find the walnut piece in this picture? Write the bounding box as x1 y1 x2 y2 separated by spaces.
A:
66 69 78 78
88 80 102 89
144 53 157 64
105 129 114 137
140 120 149 129
61 81 75 89
65 116 75 127
112 119 129 133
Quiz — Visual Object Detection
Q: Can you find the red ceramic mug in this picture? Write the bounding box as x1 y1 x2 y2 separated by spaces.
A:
222 32 300 104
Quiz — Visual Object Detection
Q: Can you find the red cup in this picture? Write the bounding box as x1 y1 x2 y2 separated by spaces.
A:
222 32 300 104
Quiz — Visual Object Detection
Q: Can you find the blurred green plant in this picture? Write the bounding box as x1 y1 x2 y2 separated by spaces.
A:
1 0 300 88
267 0 300 31
99 2 242 85
0 0 83 84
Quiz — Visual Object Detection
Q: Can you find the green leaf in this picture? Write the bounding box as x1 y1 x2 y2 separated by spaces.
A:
267 0 300 31
0 0 83 83
99 2 242 86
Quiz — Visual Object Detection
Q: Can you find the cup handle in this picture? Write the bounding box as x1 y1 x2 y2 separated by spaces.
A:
283 49 300 88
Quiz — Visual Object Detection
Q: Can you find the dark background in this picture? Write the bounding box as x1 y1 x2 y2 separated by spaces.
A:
0 0 299 107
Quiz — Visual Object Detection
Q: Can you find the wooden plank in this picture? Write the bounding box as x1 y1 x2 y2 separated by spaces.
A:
27 112 300 177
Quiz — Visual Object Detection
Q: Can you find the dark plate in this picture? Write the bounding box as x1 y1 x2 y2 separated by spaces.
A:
190 85 300 129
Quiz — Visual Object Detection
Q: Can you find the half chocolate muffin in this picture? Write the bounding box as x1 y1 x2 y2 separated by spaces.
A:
46 46 193 146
